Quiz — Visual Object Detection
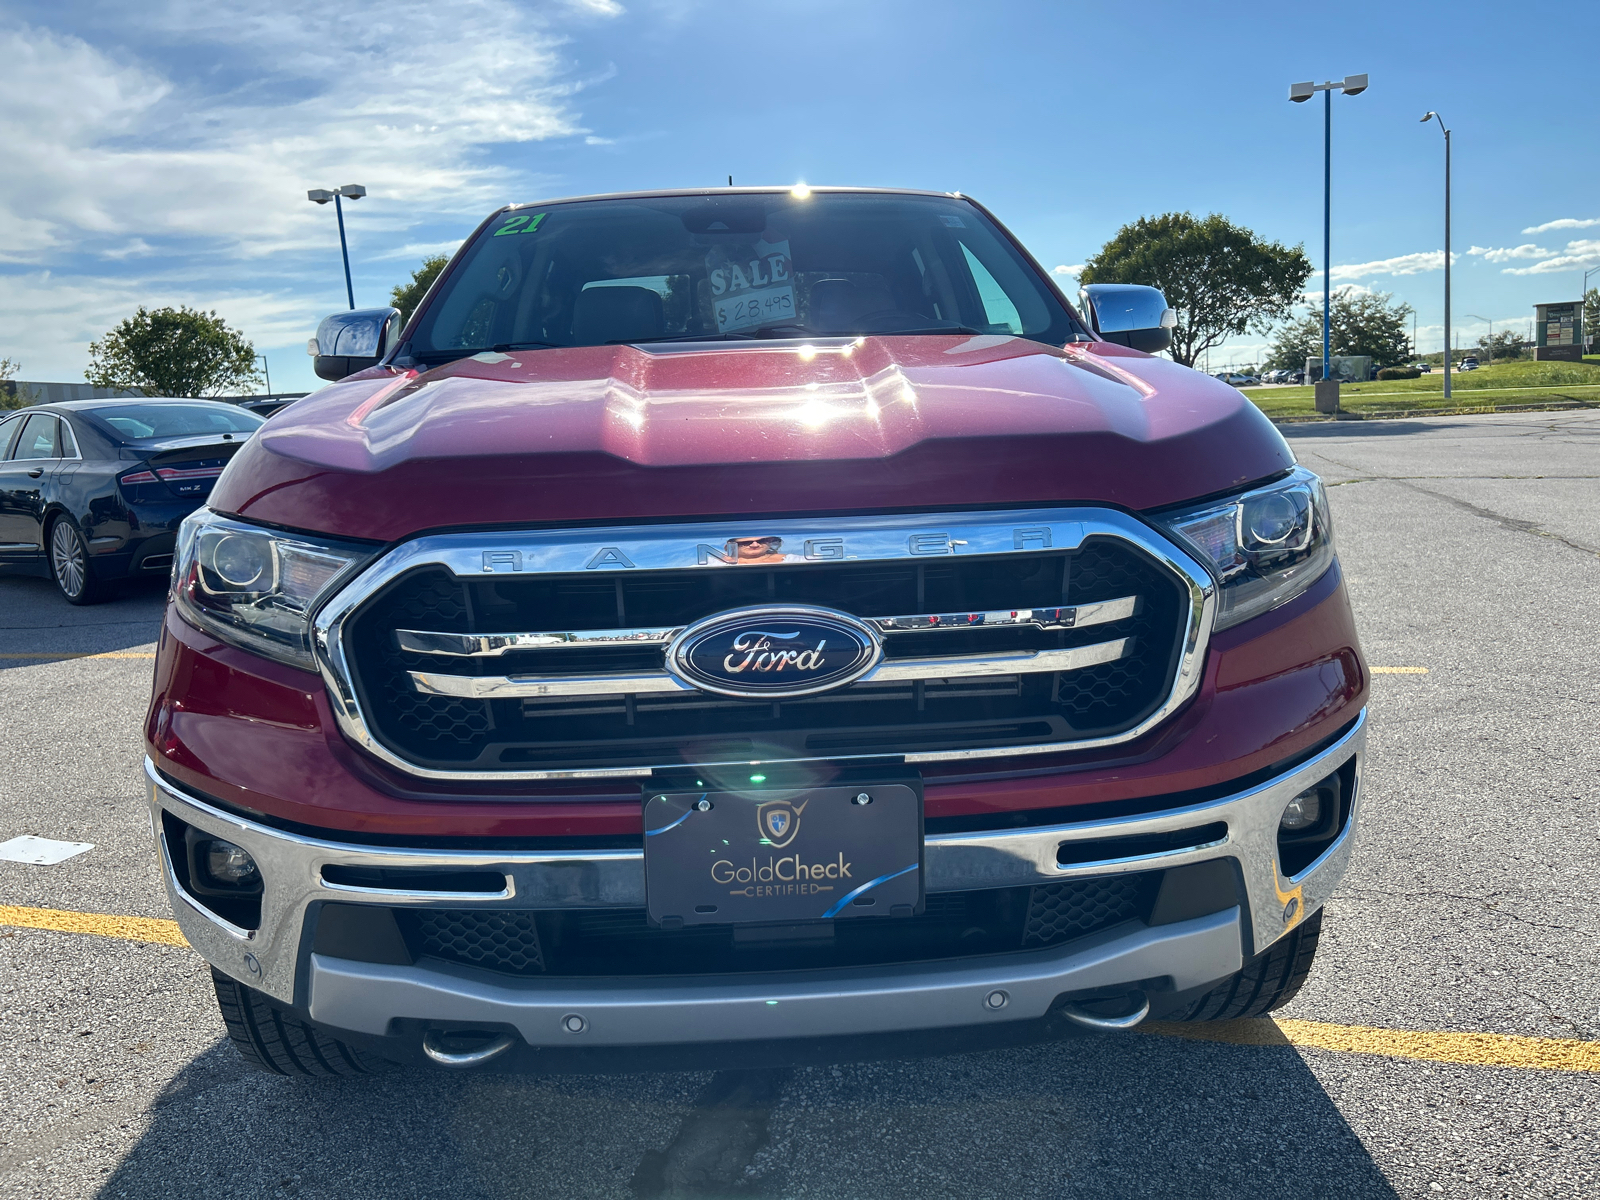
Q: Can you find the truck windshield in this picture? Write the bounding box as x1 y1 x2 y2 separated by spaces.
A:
405 191 1081 361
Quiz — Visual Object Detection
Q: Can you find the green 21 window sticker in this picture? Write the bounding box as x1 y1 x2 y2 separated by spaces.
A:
494 212 547 237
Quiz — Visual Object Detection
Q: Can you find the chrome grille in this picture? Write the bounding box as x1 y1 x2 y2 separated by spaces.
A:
319 509 1212 779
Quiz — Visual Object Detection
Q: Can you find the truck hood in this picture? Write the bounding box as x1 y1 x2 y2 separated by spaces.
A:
213 335 1293 542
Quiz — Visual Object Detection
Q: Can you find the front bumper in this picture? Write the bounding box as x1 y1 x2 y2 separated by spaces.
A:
147 712 1364 1047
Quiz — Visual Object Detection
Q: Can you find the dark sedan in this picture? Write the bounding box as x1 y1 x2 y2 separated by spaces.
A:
0 399 263 604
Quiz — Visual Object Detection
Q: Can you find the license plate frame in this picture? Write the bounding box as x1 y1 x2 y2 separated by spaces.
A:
642 773 923 928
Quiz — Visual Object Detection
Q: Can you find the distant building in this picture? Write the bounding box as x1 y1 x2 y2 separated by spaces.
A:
2 381 306 407
2 380 145 405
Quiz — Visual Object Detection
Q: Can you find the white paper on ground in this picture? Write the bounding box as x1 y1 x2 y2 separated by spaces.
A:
0 835 95 865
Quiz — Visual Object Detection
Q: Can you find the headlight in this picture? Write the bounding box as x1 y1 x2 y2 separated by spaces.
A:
172 509 373 671
1152 466 1335 631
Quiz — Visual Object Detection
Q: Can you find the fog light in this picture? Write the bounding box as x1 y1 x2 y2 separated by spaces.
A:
204 839 260 886
1279 788 1322 832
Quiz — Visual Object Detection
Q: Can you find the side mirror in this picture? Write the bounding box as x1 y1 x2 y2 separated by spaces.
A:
1079 284 1177 353
308 307 404 382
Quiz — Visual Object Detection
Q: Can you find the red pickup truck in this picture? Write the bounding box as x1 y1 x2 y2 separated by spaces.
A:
144 187 1365 1074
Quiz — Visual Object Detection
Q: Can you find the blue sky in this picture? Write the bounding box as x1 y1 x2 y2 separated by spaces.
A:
2 0 1595 392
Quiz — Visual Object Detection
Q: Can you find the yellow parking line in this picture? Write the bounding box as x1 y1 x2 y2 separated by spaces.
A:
0 904 187 947
0 651 157 659
5 904 1595 1073
1144 1017 1600 1073
1372 666 1429 674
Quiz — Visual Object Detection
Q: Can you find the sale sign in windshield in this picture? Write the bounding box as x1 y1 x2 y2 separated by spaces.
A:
707 238 796 333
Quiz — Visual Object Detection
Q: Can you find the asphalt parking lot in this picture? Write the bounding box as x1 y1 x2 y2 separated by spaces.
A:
1 410 1596 1199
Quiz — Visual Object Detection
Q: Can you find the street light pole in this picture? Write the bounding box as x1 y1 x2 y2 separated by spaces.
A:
255 354 272 396
1584 266 1600 355
1290 74 1368 413
334 192 353 309
1421 113 1451 398
306 185 368 310
1323 85 1332 388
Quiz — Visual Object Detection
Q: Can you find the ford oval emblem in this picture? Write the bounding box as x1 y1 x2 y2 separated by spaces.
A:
665 606 882 699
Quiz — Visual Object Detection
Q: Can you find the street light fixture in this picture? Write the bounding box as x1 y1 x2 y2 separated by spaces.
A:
1290 73 1368 413
307 184 367 310
1465 314 1492 365
1420 112 1451 398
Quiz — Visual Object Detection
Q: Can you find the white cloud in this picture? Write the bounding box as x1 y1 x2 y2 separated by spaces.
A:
585 135 617 145
1467 244 1552 263
0 2 616 265
0 269 327 384
101 239 155 261
0 1 624 381
1328 251 1451 281
368 240 465 263
1499 239 1600 276
1295 282 1379 306
1052 264 1084 277
1521 217 1600 235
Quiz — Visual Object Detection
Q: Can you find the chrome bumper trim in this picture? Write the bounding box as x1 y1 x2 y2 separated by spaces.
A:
307 910 1242 1046
408 638 1132 700
145 708 1363 1012
393 596 1138 658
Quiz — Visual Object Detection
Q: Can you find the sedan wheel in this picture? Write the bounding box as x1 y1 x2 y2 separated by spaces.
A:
49 519 109 605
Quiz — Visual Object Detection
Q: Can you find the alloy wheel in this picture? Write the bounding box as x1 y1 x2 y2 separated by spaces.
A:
51 521 86 599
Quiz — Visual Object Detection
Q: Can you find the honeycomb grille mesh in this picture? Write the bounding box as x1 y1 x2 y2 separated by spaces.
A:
412 910 545 975
1051 542 1181 731
363 570 493 757
1021 875 1157 948
400 873 1162 977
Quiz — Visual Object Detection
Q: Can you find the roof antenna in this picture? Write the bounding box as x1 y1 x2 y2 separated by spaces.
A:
728 175 733 187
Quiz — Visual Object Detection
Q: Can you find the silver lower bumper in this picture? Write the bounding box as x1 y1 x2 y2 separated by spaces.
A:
146 711 1364 1045
310 911 1242 1046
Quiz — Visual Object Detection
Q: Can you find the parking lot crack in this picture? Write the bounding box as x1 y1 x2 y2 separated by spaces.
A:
1398 483 1600 558
630 1068 793 1198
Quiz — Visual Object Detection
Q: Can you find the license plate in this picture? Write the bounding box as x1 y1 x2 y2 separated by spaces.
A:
643 777 923 927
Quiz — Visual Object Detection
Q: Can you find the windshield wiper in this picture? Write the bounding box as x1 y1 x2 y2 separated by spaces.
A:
616 323 816 345
867 325 986 336
615 321 988 346
490 341 561 352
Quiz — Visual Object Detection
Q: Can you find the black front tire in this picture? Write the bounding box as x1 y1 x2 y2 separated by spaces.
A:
211 968 381 1076
1176 907 1323 1021
48 517 113 605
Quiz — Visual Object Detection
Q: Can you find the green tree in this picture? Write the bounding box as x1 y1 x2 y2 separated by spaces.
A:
0 356 21 410
1079 212 1311 368
1265 290 1415 371
86 307 259 397
1585 288 1599 354
390 255 449 324
1477 329 1527 363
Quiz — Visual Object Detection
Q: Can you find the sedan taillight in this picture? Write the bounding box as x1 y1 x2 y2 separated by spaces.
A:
120 464 226 494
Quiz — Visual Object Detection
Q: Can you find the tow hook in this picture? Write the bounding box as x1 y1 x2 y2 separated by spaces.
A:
421 1029 518 1067
1058 990 1151 1031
